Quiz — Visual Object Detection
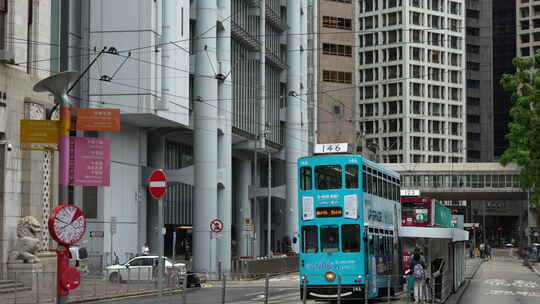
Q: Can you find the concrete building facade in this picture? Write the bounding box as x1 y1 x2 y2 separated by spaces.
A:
465 0 515 162
58 0 313 274
0 0 54 266
357 0 466 164
316 0 357 146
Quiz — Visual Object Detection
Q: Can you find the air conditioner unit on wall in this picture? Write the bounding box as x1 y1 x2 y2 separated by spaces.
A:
0 48 15 64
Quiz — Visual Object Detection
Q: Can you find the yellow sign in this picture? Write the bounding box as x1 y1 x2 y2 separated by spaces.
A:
20 120 60 144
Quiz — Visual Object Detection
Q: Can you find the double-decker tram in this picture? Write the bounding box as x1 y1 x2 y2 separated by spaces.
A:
298 144 401 301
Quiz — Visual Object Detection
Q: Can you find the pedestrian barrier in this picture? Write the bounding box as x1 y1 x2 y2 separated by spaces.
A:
0 255 532 304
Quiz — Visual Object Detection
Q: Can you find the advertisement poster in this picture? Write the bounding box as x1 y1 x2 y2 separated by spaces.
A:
71 137 111 186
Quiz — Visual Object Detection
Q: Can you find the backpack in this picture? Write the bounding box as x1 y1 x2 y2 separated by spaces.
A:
413 263 425 279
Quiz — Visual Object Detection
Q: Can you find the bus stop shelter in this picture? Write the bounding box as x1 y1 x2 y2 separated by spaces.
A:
400 227 469 302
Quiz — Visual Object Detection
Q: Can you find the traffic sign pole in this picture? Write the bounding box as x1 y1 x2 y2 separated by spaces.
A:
158 197 163 299
148 169 167 300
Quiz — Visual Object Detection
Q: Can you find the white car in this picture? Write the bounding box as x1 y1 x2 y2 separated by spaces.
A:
106 255 186 282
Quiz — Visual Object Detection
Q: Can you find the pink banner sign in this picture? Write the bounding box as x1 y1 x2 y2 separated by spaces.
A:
72 137 111 186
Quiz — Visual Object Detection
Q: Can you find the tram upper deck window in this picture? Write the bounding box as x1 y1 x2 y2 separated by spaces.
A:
321 225 339 253
300 167 312 190
342 224 360 252
302 226 318 253
316 165 342 190
345 165 359 188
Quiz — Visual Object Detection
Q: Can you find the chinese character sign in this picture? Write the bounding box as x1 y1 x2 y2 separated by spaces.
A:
76 109 120 131
73 137 111 186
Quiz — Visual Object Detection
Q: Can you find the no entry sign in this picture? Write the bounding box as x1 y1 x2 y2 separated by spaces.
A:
148 169 167 199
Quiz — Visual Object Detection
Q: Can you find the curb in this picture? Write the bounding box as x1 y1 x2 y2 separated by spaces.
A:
68 288 189 304
527 263 540 277
467 259 485 280
446 259 484 304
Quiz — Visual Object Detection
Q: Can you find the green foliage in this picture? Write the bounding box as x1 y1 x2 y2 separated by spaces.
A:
500 51 540 209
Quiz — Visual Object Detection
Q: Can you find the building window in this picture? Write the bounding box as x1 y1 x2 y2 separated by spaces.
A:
466 9 479 19
466 79 480 89
466 27 479 37
83 186 98 219
467 150 481 159
322 43 352 57
322 16 352 30
467 132 481 141
521 34 530 44
522 47 531 57
0 0 6 50
323 70 352 83
467 97 480 106
467 61 480 71
467 115 481 123
467 44 480 54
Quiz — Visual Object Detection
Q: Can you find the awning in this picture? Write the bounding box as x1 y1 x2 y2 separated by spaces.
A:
400 227 469 242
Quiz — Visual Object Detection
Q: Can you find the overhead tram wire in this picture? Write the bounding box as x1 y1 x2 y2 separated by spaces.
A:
10 17 524 68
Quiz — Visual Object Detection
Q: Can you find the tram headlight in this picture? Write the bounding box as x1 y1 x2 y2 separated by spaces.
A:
357 274 363 280
325 271 336 282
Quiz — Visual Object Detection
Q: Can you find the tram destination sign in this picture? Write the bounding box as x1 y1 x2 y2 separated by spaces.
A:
314 143 350 154
316 207 343 218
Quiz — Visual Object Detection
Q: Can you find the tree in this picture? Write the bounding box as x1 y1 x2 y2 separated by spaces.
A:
500 52 540 225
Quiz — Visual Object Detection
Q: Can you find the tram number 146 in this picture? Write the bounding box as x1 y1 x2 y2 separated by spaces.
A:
314 143 349 154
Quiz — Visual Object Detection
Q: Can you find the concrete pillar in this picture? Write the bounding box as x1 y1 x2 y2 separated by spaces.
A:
235 159 252 257
301 0 309 154
159 0 173 111
193 0 218 274
259 0 266 149
217 0 232 275
285 0 304 250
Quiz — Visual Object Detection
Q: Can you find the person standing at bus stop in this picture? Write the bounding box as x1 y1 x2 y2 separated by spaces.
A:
411 248 427 303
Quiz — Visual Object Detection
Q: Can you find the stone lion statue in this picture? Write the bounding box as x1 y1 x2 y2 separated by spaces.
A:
8 216 42 263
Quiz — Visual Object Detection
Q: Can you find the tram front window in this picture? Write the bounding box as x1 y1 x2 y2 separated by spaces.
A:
316 165 342 190
342 224 360 252
302 226 318 253
321 226 339 253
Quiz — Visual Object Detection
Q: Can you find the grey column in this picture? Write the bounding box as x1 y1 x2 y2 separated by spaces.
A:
236 159 252 257
159 0 173 111
217 0 232 275
285 0 304 249
259 0 266 149
193 0 218 274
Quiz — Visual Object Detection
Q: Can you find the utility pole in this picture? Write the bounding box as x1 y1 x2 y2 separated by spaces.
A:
483 202 486 246
33 71 80 304
267 152 272 258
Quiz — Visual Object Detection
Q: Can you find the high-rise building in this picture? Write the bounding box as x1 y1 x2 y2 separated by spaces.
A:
316 0 357 146
465 0 515 162
357 0 466 163
55 0 313 274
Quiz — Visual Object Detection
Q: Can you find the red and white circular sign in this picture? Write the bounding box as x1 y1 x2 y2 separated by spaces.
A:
210 219 224 233
49 204 87 247
148 169 167 199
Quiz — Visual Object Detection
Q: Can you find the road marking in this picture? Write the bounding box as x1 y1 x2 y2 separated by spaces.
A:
484 279 538 288
485 289 540 297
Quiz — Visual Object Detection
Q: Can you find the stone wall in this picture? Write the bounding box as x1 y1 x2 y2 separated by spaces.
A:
0 65 54 267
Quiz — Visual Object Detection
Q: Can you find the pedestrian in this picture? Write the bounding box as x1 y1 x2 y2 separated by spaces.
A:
479 243 485 259
486 243 492 260
181 238 191 261
141 242 150 255
410 248 427 303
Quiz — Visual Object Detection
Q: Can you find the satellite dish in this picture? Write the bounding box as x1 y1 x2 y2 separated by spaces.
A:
33 71 80 104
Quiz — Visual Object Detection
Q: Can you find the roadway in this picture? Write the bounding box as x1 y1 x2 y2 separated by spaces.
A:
459 249 540 303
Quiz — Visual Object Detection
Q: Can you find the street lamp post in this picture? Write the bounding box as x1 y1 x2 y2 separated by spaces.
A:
33 71 80 304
